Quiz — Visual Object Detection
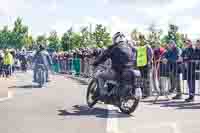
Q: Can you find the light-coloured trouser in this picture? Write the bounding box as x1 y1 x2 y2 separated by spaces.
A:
160 77 170 94
96 68 117 95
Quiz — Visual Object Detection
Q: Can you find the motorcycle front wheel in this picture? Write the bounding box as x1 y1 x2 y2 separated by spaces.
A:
119 96 140 114
86 79 98 108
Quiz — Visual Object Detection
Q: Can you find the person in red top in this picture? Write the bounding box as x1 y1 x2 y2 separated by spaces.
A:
153 44 166 66
159 46 165 55
152 44 167 95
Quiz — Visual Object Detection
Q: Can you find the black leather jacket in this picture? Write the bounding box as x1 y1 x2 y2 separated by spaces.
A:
93 41 134 72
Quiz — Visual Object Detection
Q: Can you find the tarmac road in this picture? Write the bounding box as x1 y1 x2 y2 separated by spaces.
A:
0 71 200 133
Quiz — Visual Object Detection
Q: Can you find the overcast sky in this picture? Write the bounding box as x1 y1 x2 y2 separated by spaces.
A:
0 0 200 39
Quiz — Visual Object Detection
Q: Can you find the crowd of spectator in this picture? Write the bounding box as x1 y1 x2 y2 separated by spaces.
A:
153 39 200 102
0 49 32 77
50 39 200 102
0 38 200 102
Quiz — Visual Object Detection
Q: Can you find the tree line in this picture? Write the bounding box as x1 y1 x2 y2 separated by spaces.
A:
0 17 112 51
0 17 187 51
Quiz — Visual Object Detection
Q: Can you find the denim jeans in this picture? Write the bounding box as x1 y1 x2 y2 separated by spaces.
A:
187 80 196 96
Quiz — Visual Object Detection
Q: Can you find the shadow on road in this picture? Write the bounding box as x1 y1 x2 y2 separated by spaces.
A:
160 101 200 109
9 85 39 89
57 105 131 118
67 76 89 85
142 99 200 110
142 99 170 103
177 105 200 109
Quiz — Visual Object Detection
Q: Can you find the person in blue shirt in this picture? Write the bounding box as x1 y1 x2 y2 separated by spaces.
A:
162 40 182 99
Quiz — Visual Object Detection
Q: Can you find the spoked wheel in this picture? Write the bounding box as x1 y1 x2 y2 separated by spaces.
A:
119 96 140 114
86 79 99 108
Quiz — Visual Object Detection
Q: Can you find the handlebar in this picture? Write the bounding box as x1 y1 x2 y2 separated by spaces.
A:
89 63 108 69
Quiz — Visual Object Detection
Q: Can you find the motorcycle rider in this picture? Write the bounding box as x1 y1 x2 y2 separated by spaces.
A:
20 49 28 72
33 44 52 82
92 32 135 98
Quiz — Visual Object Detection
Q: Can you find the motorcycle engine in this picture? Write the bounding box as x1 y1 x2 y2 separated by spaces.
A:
104 81 118 95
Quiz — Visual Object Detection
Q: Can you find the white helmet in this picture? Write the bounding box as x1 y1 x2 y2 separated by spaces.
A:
112 32 126 44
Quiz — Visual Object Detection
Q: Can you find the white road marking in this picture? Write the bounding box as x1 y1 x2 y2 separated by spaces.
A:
107 105 121 133
170 122 181 133
0 97 11 102
132 122 176 130
105 106 183 133
0 90 14 102
132 122 181 133
8 90 14 98
132 120 200 133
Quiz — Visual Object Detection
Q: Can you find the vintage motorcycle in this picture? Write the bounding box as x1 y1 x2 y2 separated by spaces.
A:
35 64 46 88
86 65 142 114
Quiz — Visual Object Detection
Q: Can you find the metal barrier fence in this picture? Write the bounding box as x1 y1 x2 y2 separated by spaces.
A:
53 57 95 78
153 60 200 96
56 57 200 96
